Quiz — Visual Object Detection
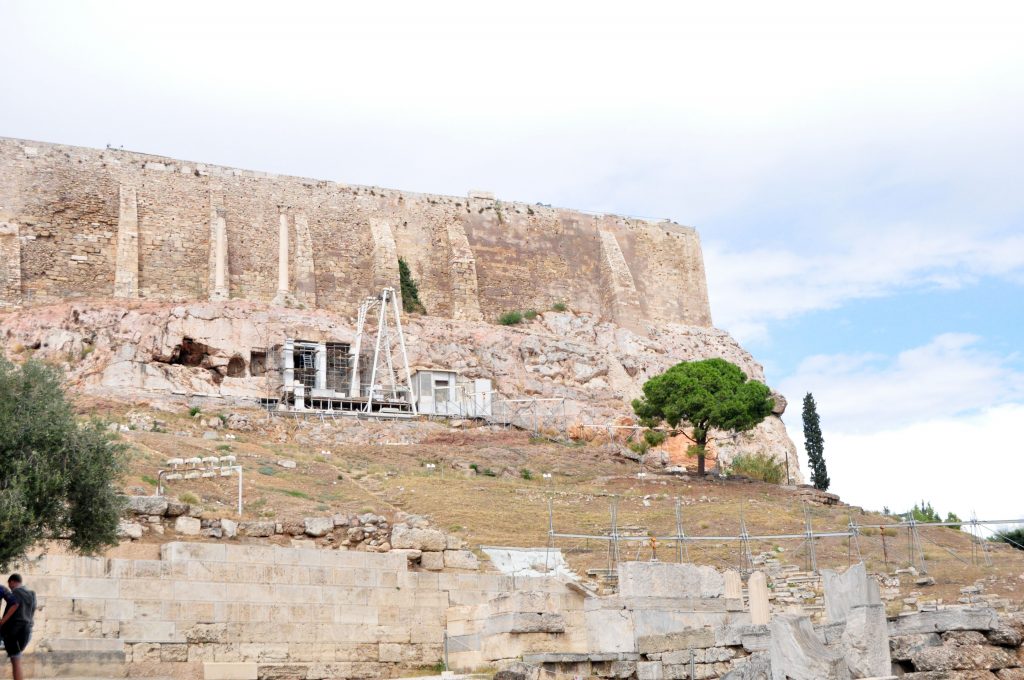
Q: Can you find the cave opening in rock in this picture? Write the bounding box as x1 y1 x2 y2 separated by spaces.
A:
226 355 246 378
170 337 210 367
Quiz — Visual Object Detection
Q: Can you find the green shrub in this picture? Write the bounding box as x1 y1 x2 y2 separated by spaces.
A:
498 311 523 325
179 492 199 505
482 468 497 477
258 466 276 476
523 310 538 320
189 406 201 417
552 301 568 312
643 430 667 447
141 474 159 488
469 463 480 473
520 468 533 480
992 527 1024 550
216 444 232 452
399 258 427 314
728 453 784 484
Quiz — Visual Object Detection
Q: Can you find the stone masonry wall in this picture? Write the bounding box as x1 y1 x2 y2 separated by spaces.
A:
0 138 712 331
7 541 566 680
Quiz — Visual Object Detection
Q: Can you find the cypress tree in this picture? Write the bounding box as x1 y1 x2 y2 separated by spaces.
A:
802 392 830 490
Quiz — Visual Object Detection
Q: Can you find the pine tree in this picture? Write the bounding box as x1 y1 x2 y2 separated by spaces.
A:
802 392 830 490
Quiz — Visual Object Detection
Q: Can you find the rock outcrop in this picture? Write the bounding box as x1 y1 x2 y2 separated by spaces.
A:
0 300 802 479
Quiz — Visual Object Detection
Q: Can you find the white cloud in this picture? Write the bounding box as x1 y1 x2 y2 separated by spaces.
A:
705 230 1024 343
779 333 1024 432
779 335 1024 519
786 403 1024 522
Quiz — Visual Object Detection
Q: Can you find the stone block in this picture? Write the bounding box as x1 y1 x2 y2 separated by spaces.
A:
443 550 479 570
720 652 771 680
821 562 880 624
638 627 716 653
421 551 445 571
748 572 770 625
221 518 238 538
637 661 664 680
203 662 258 679
890 633 942 661
240 521 276 537
889 608 1001 636
840 603 890 678
586 607 636 653
175 515 202 535
166 499 190 516
128 495 169 515
768 613 850 680
724 570 743 599
390 524 447 551
911 643 1018 672
118 519 145 539
618 561 724 599
304 517 334 537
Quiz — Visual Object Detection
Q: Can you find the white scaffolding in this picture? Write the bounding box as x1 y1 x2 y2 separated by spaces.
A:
351 287 417 416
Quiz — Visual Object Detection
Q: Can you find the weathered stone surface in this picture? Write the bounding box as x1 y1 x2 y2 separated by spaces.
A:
240 521 276 537
840 604 890 678
164 499 189 516
221 518 238 538
768 614 850 680
117 520 144 539
890 633 942 661
204 662 258 680
890 608 1001 636
174 515 201 535
636 661 664 680
127 495 168 516
724 570 743 599
618 562 724 599
304 516 334 537
508 612 566 634
391 524 447 551
721 652 771 680
749 571 770 626
822 562 880 624
911 643 1018 671
988 625 1024 648
444 549 480 570
638 628 716 654
420 551 444 571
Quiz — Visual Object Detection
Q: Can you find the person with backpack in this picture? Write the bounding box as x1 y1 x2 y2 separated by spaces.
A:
1 574 36 680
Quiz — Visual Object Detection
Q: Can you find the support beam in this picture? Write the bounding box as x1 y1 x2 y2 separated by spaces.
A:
273 212 296 307
598 230 643 333
292 211 316 307
446 220 483 321
0 221 21 307
113 184 139 298
210 213 229 300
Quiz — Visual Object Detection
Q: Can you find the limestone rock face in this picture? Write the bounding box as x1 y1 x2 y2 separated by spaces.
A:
0 300 802 479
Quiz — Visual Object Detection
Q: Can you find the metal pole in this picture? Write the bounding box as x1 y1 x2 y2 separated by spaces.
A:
365 296 387 412
387 286 415 413
349 300 367 398
443 631 449 672
237 467 243 516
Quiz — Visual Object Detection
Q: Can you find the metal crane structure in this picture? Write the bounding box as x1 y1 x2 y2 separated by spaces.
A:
349 287 417 416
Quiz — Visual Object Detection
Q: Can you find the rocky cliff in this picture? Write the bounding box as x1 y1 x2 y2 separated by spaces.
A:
0 300 801 480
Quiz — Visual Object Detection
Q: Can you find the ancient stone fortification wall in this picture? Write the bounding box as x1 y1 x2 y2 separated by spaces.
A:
0 138 712 331
9 541 565 680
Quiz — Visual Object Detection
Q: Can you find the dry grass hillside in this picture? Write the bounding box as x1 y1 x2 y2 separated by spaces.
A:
88 397 1024 610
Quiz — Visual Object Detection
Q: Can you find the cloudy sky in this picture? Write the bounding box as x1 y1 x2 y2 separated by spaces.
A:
2 1 1022 522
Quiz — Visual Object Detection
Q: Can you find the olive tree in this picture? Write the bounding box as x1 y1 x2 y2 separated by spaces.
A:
632 358 774 476
0 358 126 569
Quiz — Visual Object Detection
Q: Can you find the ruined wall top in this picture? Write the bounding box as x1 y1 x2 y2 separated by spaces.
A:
0 137 712 330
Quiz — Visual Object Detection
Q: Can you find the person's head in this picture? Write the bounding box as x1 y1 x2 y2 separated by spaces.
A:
8 574 22 588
